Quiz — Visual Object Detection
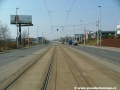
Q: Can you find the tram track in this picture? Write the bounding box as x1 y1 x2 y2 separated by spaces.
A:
41 45 56 90
64 45 120 81
46 44 120 90
46 45 95 90
62 45 120 89
0 45 55 90
1 44 120 90
60 46 94 87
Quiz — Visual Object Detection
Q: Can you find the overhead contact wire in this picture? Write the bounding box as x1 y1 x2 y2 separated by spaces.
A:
64 0 76 26
44 0 53 30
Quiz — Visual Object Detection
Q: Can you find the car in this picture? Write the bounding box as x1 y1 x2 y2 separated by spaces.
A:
73 41 78 46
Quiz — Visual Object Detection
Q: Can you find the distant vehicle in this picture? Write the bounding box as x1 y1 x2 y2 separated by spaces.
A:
68 39 72 45
44 42 48 45
73 41 78 46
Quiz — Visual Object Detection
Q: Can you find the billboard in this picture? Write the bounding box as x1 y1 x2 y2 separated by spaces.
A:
10 15 32 24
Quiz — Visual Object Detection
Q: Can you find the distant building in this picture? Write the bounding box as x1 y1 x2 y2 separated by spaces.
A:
37 37 43 44
25 38 34 45
89 31 96 39
75 34 84 42
116 24 120 34
101 31 116 38
85 30 116 39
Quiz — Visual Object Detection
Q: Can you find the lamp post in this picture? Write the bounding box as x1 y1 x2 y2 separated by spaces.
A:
37 26 39 45
84 27 86 45
80 20 82 43
28 18 30 47
42 31 43 44
96 19 99 47
98 6 101 46
73 25 75 40
16 8 19 49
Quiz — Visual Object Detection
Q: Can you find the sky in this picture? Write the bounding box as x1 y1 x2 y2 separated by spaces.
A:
0 0 120 40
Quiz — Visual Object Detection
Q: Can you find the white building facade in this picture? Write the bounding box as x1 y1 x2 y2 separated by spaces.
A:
117 25 120 34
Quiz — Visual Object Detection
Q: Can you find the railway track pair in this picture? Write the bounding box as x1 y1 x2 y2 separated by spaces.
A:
1 45 56 90
1 44 119 90
60 46 94 87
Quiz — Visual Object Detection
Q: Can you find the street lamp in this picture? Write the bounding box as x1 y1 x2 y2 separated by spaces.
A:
98 6 101 46
37 26 39 45
28 18 30 47
73 25 75 40
42 31 43 44
80 20 82 43
16 8 19 49
96 19 99 47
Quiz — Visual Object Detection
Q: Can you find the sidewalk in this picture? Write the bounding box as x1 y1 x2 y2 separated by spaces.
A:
0 45 40 54
79 44 120 52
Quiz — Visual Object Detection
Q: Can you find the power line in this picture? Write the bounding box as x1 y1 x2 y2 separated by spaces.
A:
82 22 96 25
52 22 96 28
69 0 76 12
1 5 119 12
64 0 76 26
44 0 53 30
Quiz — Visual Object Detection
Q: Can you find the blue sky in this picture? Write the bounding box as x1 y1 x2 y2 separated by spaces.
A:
0 0 120 40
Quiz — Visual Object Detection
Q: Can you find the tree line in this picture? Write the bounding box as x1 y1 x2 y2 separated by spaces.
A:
0 24 11 51
0 23 29 51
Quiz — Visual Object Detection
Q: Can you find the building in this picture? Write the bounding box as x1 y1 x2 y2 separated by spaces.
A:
89 30 116 39
75 34 84 42
101 31 116 38
116 24 120 35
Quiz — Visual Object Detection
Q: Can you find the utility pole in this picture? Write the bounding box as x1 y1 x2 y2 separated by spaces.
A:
96 19 99 47
42 31 43 44
80 20 82 43
37 26 39 45
16 8 19 49
84 27 86 45
98 6 101 46
28 22 29 47
73 25 75 40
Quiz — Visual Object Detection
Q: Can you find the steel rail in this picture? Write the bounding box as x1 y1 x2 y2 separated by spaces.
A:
67 45 120 82
1 46 52 90
60 45 94 88
41 45 56 90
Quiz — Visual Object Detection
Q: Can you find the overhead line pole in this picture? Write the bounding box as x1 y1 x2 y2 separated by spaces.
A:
27 17 30 47
80 20 82 43
98 6 101 46
16 8 19 49
73 25 75 40
37 26 39 45
97 19 99 47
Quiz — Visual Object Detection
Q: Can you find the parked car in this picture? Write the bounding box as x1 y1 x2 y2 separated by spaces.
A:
73 41 78 46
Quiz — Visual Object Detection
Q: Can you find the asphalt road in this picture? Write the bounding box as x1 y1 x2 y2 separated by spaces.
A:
0 45 49 68
68 45 120 64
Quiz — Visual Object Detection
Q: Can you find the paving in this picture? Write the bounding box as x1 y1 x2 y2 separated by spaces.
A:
0 44 120 90
80 44 120 52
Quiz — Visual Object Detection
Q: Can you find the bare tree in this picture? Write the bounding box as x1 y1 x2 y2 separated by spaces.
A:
21 30 28 47
0 24 10 50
